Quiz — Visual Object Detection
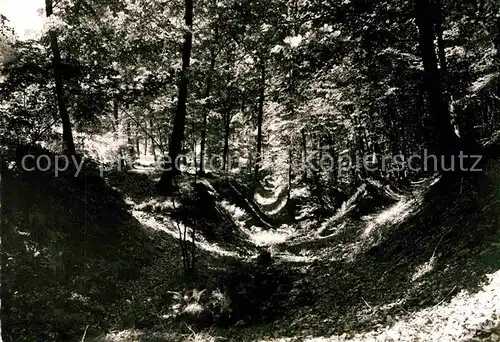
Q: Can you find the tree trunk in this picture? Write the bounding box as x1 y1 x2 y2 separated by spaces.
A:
415 0 458 156
254 58 266 181
160 0 194 190
150 118 156 161
126 119 134 158
135 126 140 158
199 26 218 175
223 114 231 173
301 128 307 178
113 97 119 133
222 72 233 173
113 98 126 169
434 0 447 78
192 137 197 175
45 0 76 156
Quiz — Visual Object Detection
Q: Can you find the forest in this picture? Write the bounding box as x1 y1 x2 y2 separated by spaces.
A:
1 0 500 340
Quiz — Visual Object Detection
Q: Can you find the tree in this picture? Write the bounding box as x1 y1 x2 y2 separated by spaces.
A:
45 0 77 156
159 0 194 190
199 25 218 175
414 0 459 157
255 58 266 181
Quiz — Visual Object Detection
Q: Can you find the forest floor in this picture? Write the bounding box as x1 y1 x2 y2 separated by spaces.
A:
5 148 500 342
89 156 500 342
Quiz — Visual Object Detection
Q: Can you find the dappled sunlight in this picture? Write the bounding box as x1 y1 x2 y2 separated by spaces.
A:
361 175 440 241
267 194 289 215
411 255 437 281
6 0 500 337
259 270 500 342
219 200 247 223
255 183 286 206
100 329 145 342
255 176 288 215
361 197 415 239
316 185 367 236
276 250 317 263
132 209 239 258
133 197 182 211
244 224 297 246
99 329 221 342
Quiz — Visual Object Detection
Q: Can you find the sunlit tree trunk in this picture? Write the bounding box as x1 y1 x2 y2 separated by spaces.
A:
112 97 119 133
254 58 266 181
150 118 157 161
301 128 307 178
135 125 140 158
144 121 148 156
223 112 231 173
200 25 218 175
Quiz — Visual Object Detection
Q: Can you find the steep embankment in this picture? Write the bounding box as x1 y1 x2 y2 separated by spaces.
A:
94 155 500 342
11 143 500 341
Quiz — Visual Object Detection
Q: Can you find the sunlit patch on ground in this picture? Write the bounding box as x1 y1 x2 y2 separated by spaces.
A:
255 181 286 206
275 250 317 263
316 185 367 236
98 329 220 342
219 200 247 223
258 270 500 342
361 197 416 239
243 224 297 247
411 255 437 281
131 209 240 258
361 175 440 241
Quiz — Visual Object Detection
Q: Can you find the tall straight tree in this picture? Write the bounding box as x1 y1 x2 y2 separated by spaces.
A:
415 0 459 158
199 25 218 175
45 0 76 156
160 0 194 189
254 57 266 180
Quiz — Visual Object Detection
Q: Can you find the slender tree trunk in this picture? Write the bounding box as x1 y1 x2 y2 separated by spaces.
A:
113 97 119 133
143 119 148 156
135 126 140 158
192 137 197 174
190 226 195 275
301 128 307 178
222 114 231 173
254 58 266 181
434 0 467 142
199 26 218 175
126 120 134 158
113 98 126 169
160 0 194 190
434 0 447 78
415 0 458 156
222 74 232 173
150 118 156 161
45 0 76 156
